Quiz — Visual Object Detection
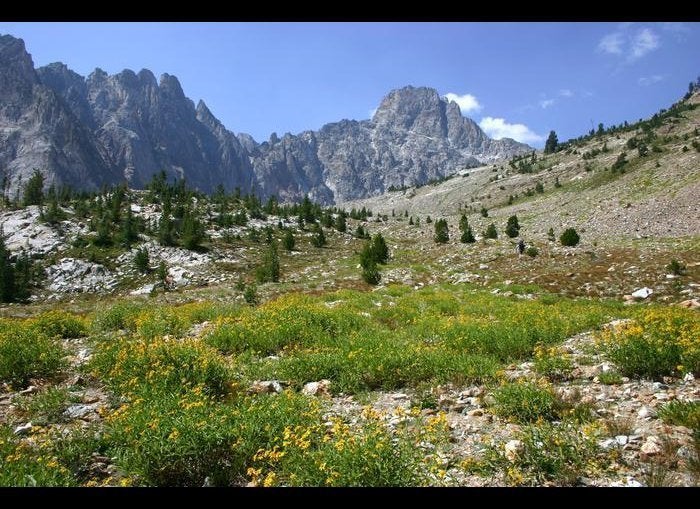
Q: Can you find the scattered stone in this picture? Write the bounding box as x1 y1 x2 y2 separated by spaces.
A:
19 385 37 395
63 404 96 420
640 436 662 458
248 380 284 394
14 422 32 435
631 287 653 299
302 379 332 397
615 435 628 446
637 406 655 419
504 440 524 462
678 299 700 310
467 409 484 417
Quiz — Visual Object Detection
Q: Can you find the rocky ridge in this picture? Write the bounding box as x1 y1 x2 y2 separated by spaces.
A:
0 34 530 204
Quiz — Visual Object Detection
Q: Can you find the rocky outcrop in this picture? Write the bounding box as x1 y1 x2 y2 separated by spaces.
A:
1 34 531 204
250 86 531 203
0 35 121 197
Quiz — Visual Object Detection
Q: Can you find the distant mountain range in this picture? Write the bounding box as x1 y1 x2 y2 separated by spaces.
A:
0 34 531 204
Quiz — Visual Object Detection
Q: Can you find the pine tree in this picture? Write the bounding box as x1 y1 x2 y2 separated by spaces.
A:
544 131 558 154
505 215 520 238
460 223 476 244
0 234 16 302
334 213 347 233
311 223 326 248
120 206 139 248
256 242 280 283
547 227 555 242
370 233 389 264
180 208 206 250
22 170 45 207
158 198 176 247
283 229 295 251
361 259 381 285
434 219 449 244
484 223 498 239
134 248 150 274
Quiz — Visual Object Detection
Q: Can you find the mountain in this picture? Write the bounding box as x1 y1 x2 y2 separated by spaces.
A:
0 34 531 203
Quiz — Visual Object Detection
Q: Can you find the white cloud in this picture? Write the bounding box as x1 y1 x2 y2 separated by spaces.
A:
630 28 659 60
597 26 660 62
539 98 555 109
559 89 574 98
479 117 544 145
638 75 664 86
598 32 624 54
444 92 482 114
368 107 377 119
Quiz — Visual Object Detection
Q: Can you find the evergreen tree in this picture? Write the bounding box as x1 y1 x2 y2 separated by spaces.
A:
158 198 176 247
282 229 295 251
361 259 381 285
460 221 476 244
560 227 580 247
505 215 520 238
547 227 556 242
134 248 150 274
484 223 498 239
180 208 206 250
334 213 347 233
434 219 449 243
256 242 280 283
120 206 139 248
22 170 45 207
480 207 489 218
310 223 326 248
544 131 558 154
0 234 15 302
370 233 389 264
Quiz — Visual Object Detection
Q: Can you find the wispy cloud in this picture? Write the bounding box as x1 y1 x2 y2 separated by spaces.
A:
479 117 544 145
559 89 574 98
539 99 555 109
662 22 691 41
598 32 624 55
597 25 660 62
630 28 659 59
444 92 482 114
368 107 377 119
638 74 664 86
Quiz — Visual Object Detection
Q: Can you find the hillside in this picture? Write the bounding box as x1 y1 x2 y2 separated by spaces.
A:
0 87 698 488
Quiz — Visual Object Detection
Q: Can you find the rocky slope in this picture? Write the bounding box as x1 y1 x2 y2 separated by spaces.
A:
0 34 530 204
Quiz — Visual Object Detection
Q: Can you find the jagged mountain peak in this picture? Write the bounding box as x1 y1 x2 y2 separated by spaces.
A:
0 33 532 204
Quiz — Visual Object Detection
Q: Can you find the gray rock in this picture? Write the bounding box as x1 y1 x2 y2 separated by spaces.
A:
13 422 32 435
63 404 96 420
0 36 531 203
302 379 332 397
248 380 284 395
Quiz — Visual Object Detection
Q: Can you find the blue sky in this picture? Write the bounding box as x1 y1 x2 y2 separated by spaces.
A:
1 22 697 148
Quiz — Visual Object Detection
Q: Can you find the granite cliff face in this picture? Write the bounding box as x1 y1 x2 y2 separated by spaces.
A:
0 34 531 203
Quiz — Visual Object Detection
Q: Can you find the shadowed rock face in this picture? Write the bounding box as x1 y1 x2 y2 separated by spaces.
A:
1 35 531 204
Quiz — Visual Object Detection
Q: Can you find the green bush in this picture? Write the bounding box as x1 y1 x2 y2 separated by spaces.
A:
533 345 573 381
489 422 601 486
598 308 699 379
92 301 145 333
0 323 66 387
505 215 520 238
433 219 449 243
243 285 258 305
666 259 687 276
0 425 75 486
90 336 231 398
525 246 539 258
559 228 580 247
135 308 186 340
362 261 381 285
658 400 700 431
490 381 558 423
29 310 88 339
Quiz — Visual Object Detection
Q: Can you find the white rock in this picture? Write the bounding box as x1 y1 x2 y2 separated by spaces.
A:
640 436 661 456
683 372 695 383
504 439 524 462
615 435 628 446
302 379 331 397
63 404 96 420
249 380 283 394
637 406 655 419
130 283 156 295
631 287 653 299
13 422 32 435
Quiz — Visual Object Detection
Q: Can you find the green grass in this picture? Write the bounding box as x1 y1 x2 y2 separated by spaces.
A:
657 400 700 431
13 387 78 426
489 381 559 423
0 321 67 388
